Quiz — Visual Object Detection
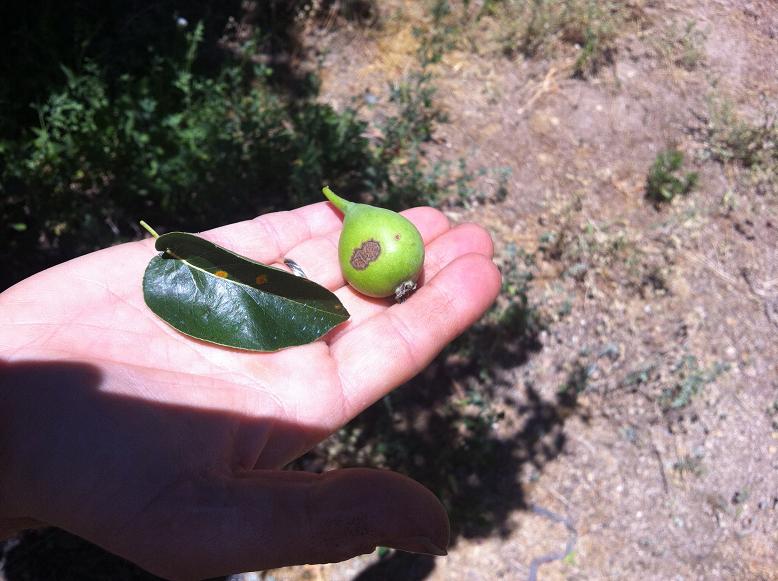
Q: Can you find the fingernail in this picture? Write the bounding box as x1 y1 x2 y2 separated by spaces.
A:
388 536 448 556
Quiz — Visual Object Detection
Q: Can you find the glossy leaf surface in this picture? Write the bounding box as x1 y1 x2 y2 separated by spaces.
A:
143 232 349 351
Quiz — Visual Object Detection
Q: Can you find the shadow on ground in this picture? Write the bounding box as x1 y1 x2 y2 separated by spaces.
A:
290 258 590 579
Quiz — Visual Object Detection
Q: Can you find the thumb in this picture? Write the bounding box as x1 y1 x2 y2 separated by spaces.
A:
301 468 450 561
131 468 449 580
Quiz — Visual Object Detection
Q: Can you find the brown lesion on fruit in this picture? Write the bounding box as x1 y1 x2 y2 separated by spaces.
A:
394 233 401 241
350 239 381 270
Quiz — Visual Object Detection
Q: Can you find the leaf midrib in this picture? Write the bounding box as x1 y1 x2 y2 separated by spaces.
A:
167 251 345 319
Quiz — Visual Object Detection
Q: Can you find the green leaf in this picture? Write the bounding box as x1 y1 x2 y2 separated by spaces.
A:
143 232 349 351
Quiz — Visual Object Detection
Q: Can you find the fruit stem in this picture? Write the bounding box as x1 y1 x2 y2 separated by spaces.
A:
322 186 354 215
139 220 160 239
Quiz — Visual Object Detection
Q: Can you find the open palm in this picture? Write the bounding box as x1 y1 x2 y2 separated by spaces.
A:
0 201 500 580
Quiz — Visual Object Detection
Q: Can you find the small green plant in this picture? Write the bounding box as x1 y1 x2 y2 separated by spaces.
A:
672 454 704 477
676 21 707 70
660 355 729 411
563 0 618 78
645 148 699 203
623 364 657 389
768 396 778 430
655 20 707 71
702 96 777 197
558 361 592 395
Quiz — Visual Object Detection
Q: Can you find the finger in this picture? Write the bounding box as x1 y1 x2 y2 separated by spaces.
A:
197 202 343 264
330 253 501 417
131 469 448 580
277 207 451 289
201 204 452 270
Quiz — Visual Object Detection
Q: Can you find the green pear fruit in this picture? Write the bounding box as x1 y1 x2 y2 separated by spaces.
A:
323 186 425 301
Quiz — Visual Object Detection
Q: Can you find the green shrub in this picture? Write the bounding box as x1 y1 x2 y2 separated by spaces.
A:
1 10 473 289
645 148 698 204
1 1 508 290
1 20 374 281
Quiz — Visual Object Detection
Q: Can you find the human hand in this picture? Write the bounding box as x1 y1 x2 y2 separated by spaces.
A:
0 201 500 580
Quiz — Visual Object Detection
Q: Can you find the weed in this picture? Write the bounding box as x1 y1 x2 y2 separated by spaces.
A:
563 0 619 78
447 244 545 378
558 361 592 396
676 21 707 70
623 364 658 389
645 148 698 204
701 96 777 197
672 454 704 477
654 20 707 71
538 217 664 297
366 68 449 209
474 0 630 77
768 396 778 430
659 355 729 411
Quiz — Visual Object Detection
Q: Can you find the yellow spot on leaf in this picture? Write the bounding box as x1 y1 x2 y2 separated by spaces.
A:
215 270 229 278
255 274 268 285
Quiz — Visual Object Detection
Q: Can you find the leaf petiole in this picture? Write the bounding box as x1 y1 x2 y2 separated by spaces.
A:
139 220 160 239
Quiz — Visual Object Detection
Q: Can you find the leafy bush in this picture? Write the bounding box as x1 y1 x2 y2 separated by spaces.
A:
1 5 472 290
645 148 698 204
1 18 377 285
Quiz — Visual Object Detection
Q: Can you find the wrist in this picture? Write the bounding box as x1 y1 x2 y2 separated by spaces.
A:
0 358 100 536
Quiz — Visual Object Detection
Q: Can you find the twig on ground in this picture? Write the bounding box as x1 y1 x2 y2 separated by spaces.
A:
526 504 577 581
741 267 778 330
